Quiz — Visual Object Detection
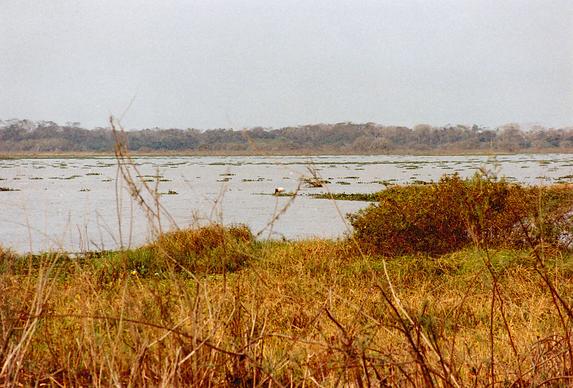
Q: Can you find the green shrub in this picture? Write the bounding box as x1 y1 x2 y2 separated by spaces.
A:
348 173 568 256
152 224 255 274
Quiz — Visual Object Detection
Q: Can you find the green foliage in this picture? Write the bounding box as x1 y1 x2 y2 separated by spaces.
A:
93 224 255 283
349 173 573 256
152 224 255 274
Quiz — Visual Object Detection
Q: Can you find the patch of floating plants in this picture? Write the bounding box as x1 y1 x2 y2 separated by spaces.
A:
86 172 101 176
302 178 330 188
241 178 265 182
219 173 236 176
311 192 378 201
138 174 164 179
102 179 113 182
336 181 351 185
0 187 20 192
162 190 178 195
79 188 90 192
217 177 232 182
29 177 43 180
373 180 395 185
273 192 297 197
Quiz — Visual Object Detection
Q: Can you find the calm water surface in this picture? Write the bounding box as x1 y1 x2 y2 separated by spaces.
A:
1 154 572 253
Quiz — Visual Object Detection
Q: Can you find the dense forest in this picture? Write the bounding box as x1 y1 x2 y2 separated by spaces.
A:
1 119 572 153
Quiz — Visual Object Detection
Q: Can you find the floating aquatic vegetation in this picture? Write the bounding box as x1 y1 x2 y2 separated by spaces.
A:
336 181 351 185
138 174 164 179
86 172 101 176
0 187 20 192
79 188 90 192
242 177 265 182
311 192 378 201
302 177 329 188
370 180 394 185
63 175 81 180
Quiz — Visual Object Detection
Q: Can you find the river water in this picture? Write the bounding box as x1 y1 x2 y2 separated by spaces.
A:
1 154 572 253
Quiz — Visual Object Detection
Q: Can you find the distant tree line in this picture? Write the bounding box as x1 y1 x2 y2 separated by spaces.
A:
1 119 572 153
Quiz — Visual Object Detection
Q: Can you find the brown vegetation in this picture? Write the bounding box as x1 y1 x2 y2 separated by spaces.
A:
349 172 573 256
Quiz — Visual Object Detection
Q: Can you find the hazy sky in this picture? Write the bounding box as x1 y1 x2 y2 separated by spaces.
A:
1 0 572 129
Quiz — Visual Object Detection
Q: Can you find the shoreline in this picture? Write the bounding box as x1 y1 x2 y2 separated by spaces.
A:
2 148 573 159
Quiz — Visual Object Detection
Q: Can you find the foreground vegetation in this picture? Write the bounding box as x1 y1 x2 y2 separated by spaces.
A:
3 174 573 386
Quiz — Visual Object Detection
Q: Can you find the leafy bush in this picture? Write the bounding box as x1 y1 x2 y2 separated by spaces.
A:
349 173 573 256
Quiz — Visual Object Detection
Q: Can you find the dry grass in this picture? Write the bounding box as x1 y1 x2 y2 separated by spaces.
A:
2 236 573 386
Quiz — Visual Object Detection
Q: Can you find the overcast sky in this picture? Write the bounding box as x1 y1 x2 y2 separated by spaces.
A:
1 0 572 129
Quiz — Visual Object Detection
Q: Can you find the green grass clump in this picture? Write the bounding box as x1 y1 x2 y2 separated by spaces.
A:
151 224 255 274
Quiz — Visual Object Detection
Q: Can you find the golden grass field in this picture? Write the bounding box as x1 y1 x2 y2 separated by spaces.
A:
2 226 573 386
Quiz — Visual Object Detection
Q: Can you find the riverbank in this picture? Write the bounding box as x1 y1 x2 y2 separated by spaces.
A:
3 147 573 159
